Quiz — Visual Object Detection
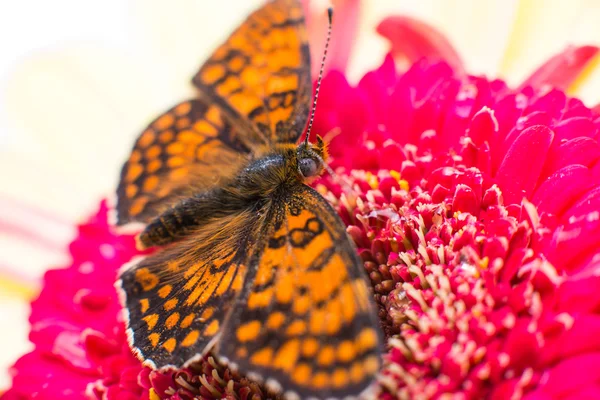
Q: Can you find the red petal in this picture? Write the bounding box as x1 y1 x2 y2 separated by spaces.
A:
519 45 600 91
377 16 464 74
495 125 554 205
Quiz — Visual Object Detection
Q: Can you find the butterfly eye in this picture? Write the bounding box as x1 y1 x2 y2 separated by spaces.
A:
298 157 319 178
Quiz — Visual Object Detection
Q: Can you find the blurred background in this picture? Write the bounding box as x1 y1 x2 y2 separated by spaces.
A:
2 0 600 391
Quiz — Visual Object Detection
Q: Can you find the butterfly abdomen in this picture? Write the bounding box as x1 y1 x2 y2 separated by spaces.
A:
138 186 254 249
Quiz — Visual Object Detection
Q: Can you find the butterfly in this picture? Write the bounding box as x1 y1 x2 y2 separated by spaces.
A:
115 0 383 398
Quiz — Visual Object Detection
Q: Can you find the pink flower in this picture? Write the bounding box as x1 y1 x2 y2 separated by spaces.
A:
308 18 600 400
4 10 600 400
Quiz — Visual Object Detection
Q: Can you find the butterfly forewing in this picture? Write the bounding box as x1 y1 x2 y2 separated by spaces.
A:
219 184 383 398
193 0 311 144
116 99 249 225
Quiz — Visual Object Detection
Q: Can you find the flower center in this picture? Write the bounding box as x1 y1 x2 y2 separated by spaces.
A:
318 154 561 398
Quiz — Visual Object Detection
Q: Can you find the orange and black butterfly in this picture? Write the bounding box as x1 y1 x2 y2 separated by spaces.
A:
115 0 383 398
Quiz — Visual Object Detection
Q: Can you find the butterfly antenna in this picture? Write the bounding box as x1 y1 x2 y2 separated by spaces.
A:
304 7 333 146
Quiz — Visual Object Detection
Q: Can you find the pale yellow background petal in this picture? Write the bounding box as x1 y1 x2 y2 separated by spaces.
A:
500 0 600 103
347 0 520 82
3 48 164 220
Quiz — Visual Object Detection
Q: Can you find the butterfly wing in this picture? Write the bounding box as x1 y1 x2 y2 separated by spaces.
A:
116 99 250 224
118 0 311 224
193 0 311 144
117 210 259 368
219 184 383 398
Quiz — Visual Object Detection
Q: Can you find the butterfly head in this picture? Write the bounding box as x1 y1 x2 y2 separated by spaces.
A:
297 135 328 179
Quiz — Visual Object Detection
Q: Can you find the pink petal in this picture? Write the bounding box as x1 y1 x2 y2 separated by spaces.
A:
556 276 600 315
563 386 600 400
380 141 406 170
565 185 600 220
519 45 600 91
495 125 554 205
377 16 464 74
525 89 566 119
358 67 391 125
544 137 600 178
541 314 600 366
553 116 598 143
564 97 594 119
467 107 499 147
452 184 479 215
532 165 594 218
5 352 91 399
548 209 600 272
536 353 600 397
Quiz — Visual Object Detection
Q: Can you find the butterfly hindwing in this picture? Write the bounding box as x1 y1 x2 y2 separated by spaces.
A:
116 99 250 225
219 184 383 398
118 210 260 368
193 0 311 145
